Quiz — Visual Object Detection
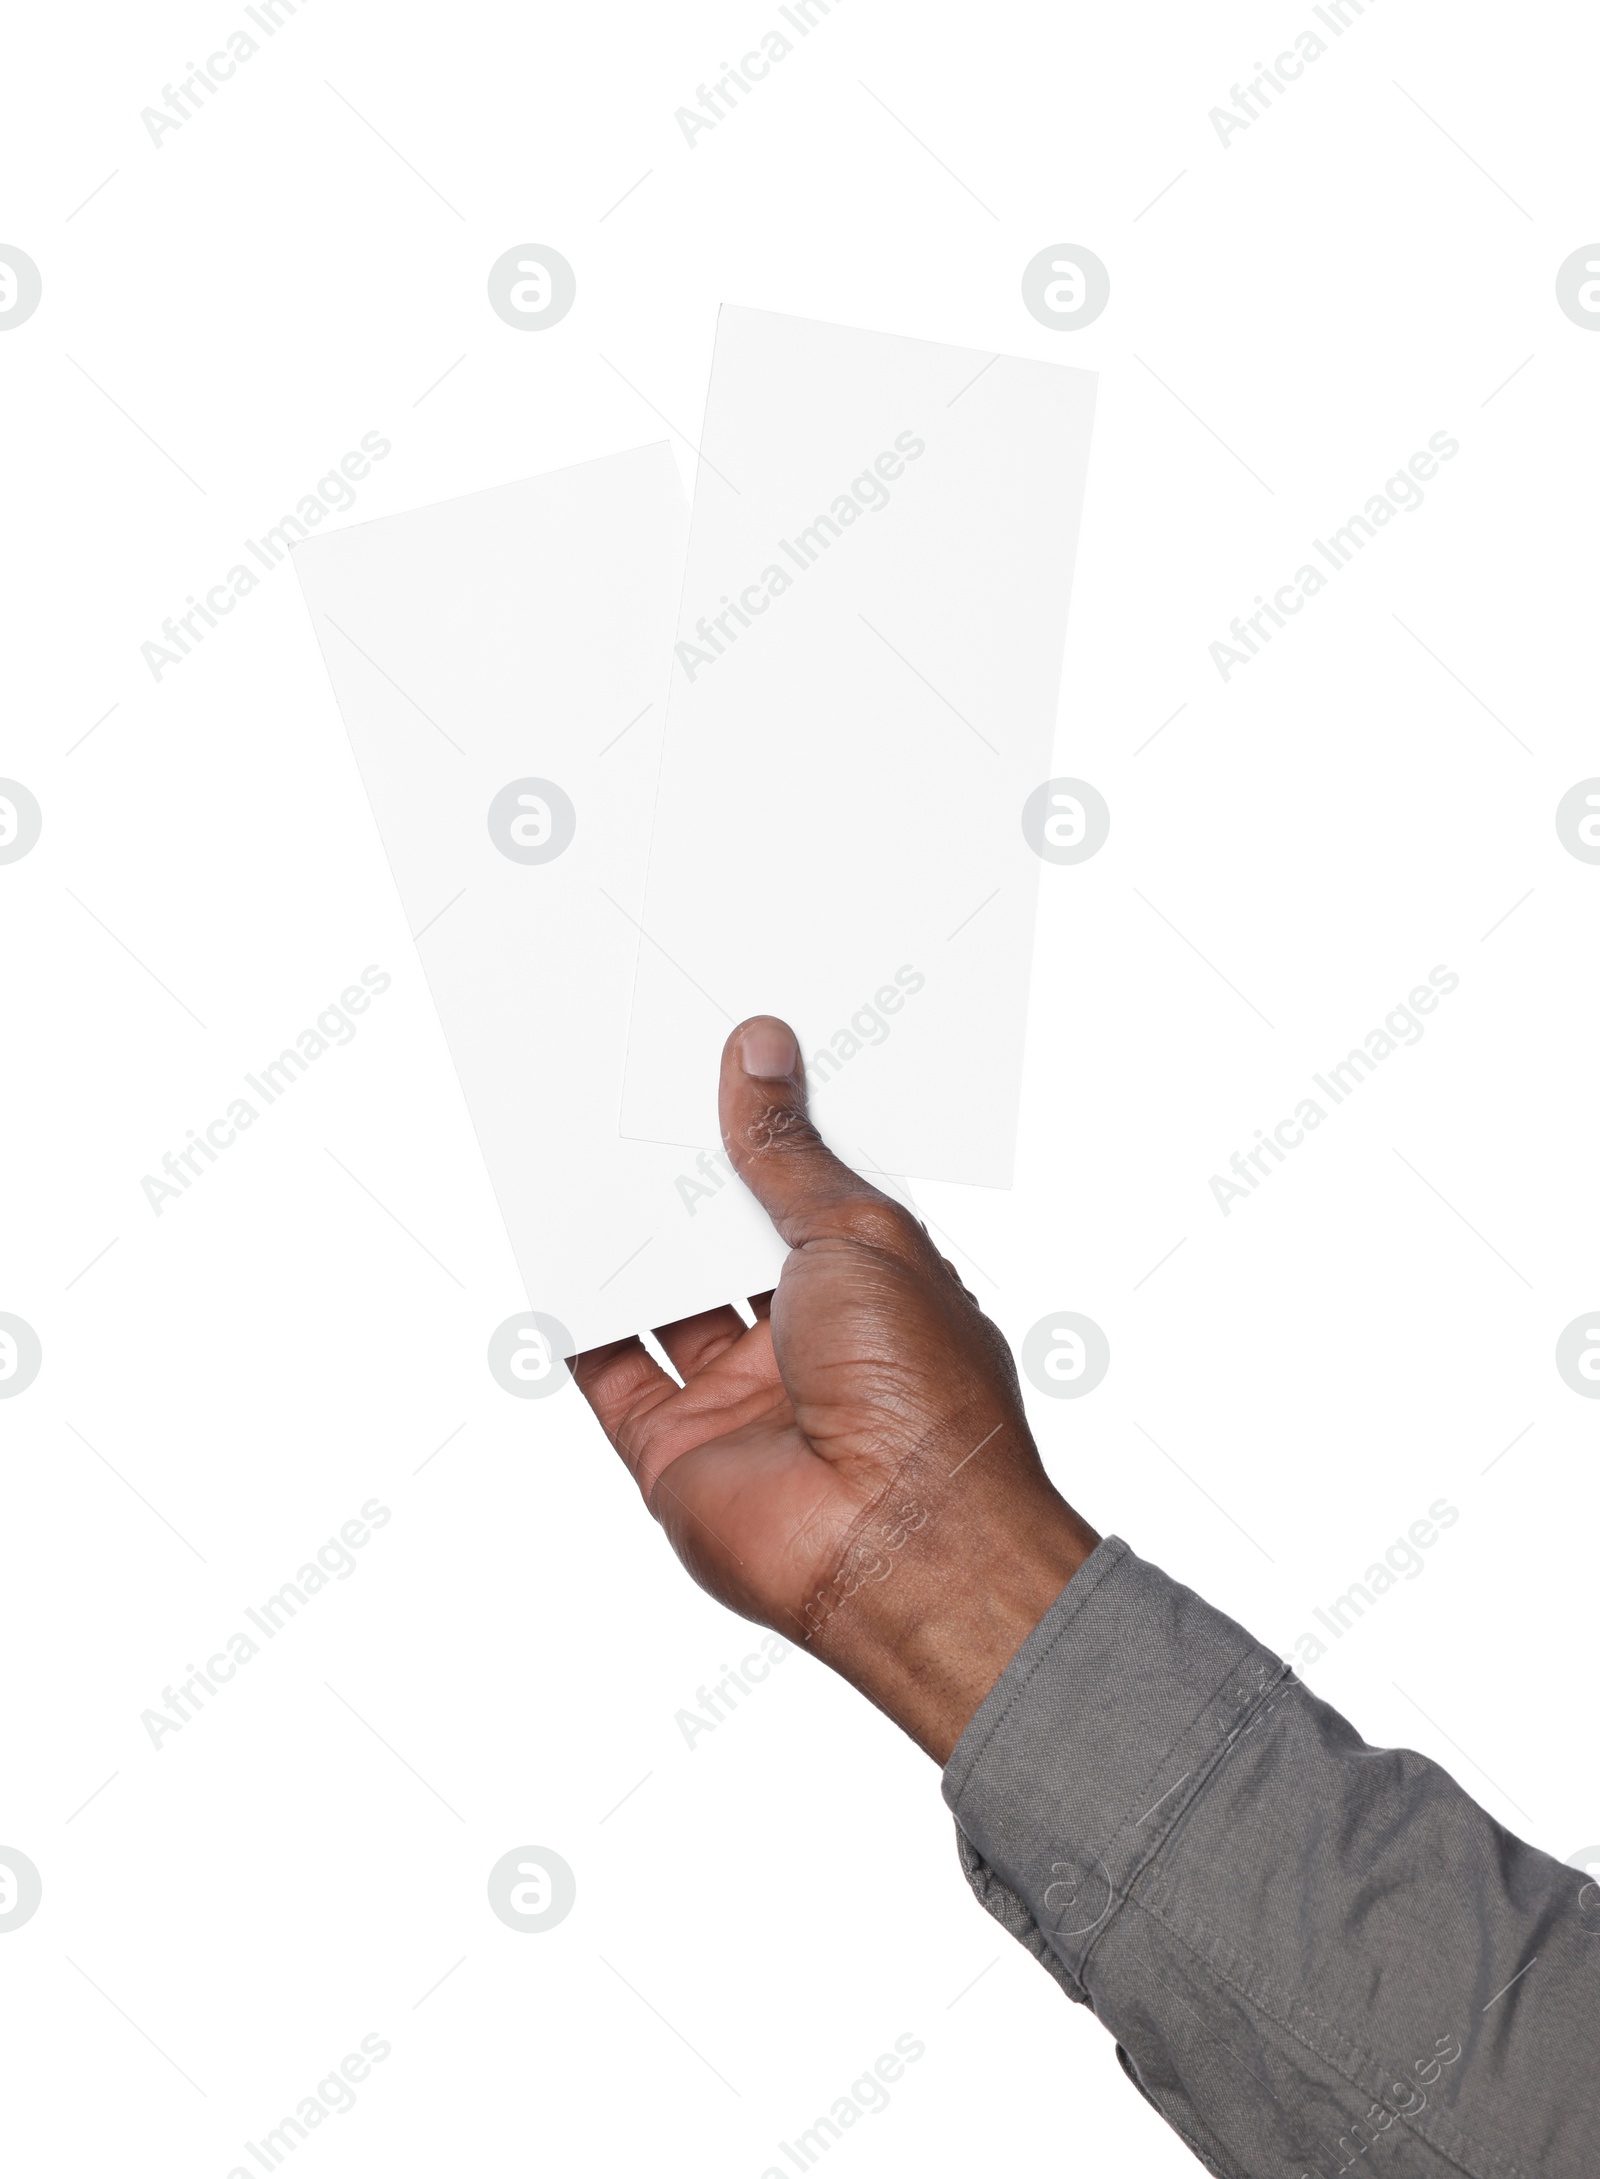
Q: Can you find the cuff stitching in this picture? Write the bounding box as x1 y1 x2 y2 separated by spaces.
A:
942 1535 1131 1803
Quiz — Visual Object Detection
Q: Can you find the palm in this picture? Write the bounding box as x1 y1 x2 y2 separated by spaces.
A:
575 1220 1016 1639
575 1269 869 1634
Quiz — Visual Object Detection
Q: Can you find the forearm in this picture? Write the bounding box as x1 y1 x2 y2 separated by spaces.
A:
942 1538 1599 2179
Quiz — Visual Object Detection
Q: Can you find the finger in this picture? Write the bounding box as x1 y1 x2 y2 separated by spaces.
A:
571 1335 677 1478
748 1288 775 1321
651 1304 748 1379
718 1016 908 1252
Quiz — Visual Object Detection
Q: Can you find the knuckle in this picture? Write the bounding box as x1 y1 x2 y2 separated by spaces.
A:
836 1198 922 1257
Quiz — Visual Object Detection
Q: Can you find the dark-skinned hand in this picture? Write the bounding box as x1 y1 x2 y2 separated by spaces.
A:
573 1016 1097 1763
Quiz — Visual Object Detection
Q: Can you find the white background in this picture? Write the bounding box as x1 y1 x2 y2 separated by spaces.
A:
2 2 1596 2174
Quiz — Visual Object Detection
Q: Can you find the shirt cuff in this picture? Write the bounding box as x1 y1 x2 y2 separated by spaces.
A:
941 1534 1291 1991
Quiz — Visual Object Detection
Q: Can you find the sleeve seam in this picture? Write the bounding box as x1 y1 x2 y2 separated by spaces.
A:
1077 1663 1297 1981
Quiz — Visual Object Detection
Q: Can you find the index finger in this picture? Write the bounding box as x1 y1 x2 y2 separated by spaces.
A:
570 1334 676 1481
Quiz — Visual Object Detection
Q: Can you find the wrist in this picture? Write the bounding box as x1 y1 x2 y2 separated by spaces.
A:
809 1476 1098 1765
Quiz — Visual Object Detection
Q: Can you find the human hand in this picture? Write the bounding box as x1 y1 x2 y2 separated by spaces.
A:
573 1017 1098 1763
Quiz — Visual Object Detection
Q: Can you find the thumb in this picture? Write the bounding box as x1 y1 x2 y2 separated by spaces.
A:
718 1016 893 1249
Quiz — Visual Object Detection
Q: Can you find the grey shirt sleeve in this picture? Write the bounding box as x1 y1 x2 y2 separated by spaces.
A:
942 1536 1598 2179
